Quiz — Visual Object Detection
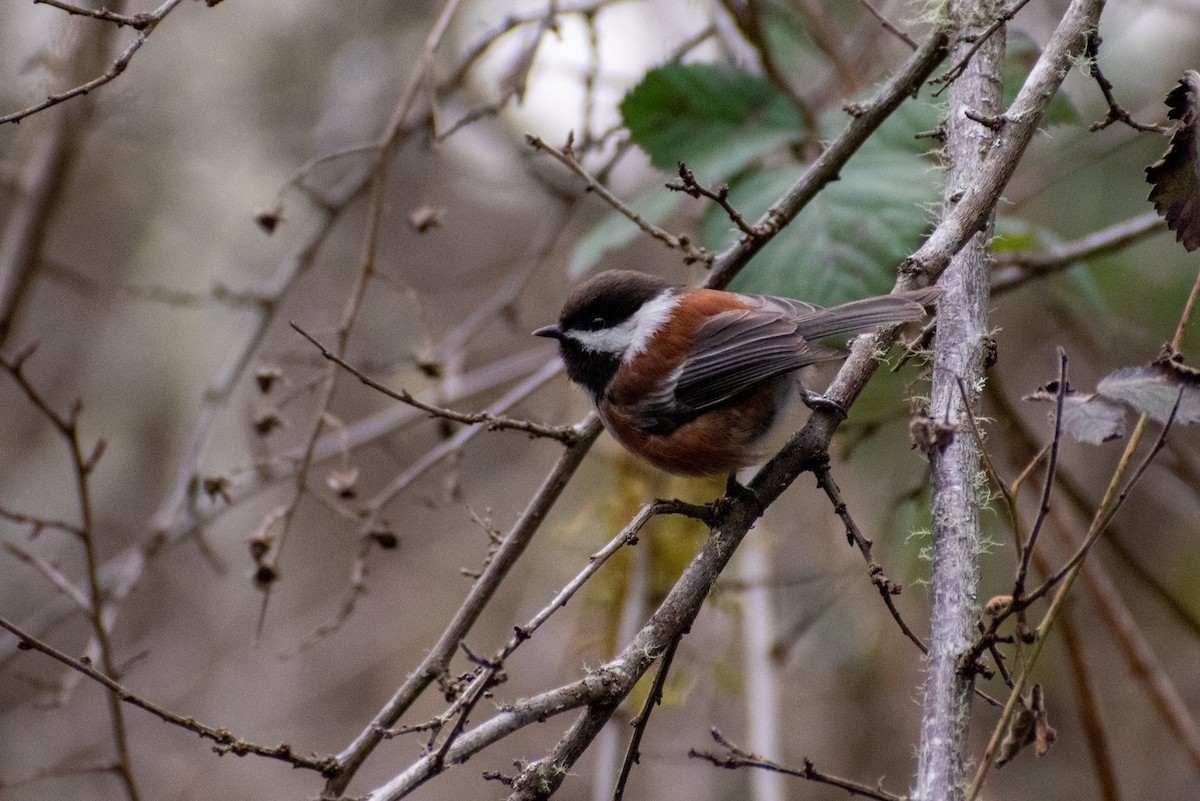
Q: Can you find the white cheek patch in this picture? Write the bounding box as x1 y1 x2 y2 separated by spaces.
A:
569 319 638 355
623 292 680 362
566 291 681 361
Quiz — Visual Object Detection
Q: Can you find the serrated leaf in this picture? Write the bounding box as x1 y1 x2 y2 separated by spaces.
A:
620 63 803 178
1097 359 1200 424
569 191 682 277
1005 32 1080 127
1024 383 1126 444
711 102 941 305
1146 70 1200 251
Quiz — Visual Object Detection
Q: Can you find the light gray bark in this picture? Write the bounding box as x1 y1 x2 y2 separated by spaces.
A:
914 1 1005 798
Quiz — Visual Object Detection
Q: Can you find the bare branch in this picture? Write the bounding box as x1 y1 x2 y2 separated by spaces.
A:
857 0 918 49
526 133 714 265
0 615 337 774
32 0 152 28
992 211 1167 293
1012 350 1068 606
3 542 92 613
1 0 188 125
610 635 681 801
290 322 578 443
706 28 950 289
1084 32 1168 133
666 163 757 237
814 463 928 654
931 0 1033 94
0 348 140 800
323 417 604 797
691 729 905 801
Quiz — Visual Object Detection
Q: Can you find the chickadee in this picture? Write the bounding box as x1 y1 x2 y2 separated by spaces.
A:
534 270 938 477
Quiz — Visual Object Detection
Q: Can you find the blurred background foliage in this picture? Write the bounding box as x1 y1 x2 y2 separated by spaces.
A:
1 1 1199 800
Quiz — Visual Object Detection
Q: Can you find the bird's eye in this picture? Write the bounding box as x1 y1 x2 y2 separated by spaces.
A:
587 316 606 330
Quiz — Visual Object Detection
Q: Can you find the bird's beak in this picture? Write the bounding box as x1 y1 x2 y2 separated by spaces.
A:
533 324 562 340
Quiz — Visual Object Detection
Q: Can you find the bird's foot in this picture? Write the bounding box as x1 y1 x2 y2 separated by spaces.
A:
801 389 847 419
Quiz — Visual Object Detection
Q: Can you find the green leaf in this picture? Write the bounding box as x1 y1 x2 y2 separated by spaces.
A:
1005 32 1081 127
619 63 804 178
569 191 682 277
711 101 941 305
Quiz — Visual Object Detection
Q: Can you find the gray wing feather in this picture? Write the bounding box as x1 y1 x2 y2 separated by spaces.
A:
672 312 832 412
671 290 935 414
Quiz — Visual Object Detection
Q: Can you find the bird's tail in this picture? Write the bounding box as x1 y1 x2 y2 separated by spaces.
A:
793 286 940 341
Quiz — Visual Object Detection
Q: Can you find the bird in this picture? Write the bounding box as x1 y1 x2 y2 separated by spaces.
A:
534 270 938 477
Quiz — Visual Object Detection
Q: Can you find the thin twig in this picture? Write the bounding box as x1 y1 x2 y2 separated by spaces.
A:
666 163 757 237
691 729 905 801
1012 350 1067 605
0 504 84 537
289 359 570 654
717 0 819 132
290 323 577 443
611 635 682 801
32 0 151 28
0 615 337 774
1 0 188 125
3 542 91 612
0 349 140 801
992 212 1168 294
932 0 1033 94
526 133 713 265
1024 398 1179 609
1170 256 1200 352
857 0 917 49
814 464 928 654
1084 32 1167 133
967 392 1182 800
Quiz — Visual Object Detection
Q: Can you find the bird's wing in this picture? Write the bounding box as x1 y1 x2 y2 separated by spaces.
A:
671 289 937 414
669 307 836 414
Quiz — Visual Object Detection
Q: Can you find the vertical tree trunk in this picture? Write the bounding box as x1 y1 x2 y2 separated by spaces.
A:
915 1 1004 798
